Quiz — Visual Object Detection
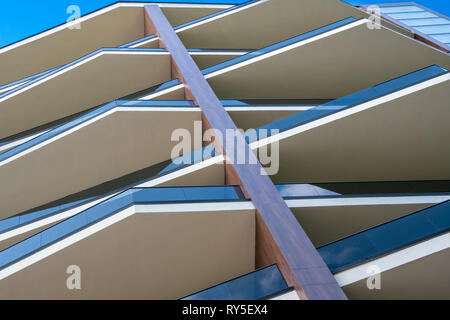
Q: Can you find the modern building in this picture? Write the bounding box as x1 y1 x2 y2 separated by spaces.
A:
0 0 449 300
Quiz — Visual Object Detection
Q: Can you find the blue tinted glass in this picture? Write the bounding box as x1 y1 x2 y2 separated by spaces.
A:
257 65 447 139
319 200 450 273
0 216 20 233
182 265 288 300
0 234 41 268
380 6 423 13
415 24 450 35
276 184 340 197
425 201 450 230
388 12 436 19
364 213 437 252
39 212 89 247
181 186 242 201
400 18 449 27
201 17 356 77
432 33 450 43
318 233 378 273
84 190 134 224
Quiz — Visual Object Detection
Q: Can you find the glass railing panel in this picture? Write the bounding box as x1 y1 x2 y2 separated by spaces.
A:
132 186 245 204
181 264 288 300
318 200 450 273
255 65 448 141
277 180 450 197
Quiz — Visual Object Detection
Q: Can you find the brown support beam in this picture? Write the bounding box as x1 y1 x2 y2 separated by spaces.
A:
144 5 346 300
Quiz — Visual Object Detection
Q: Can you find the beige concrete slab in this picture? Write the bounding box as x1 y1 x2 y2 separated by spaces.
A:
0 109 201 218
0 52 172 139
0 208 255 299
267 79 450 183
291 203 434 247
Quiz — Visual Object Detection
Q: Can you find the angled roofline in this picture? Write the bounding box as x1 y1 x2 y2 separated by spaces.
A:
0 1 234 53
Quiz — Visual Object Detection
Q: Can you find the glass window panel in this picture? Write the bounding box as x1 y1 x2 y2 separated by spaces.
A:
319 200 450 273
399 18 449 27
182 265 288 300
415 24 450 34
431 33 450 43
388 11 437 19
380 6 423 14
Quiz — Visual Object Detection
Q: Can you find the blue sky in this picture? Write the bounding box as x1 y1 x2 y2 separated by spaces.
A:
0 0 449 48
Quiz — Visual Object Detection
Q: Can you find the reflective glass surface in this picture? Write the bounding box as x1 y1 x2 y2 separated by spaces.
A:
181 264 288 300
318 200 450 273
255 65 447 141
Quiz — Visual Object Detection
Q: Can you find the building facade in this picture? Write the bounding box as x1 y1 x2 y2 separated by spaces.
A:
0 0 449 300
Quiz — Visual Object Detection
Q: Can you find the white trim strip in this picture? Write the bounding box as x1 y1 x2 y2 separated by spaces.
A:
0 129 51 153
134 201 254 213
129 37 159 48
0 81 28 94
189 51 248 56
225 106 314 111
115 106 199 112
269 289 300 300
139 83 185 100
136 154 224 187
334 232 450 287
285 195 450 208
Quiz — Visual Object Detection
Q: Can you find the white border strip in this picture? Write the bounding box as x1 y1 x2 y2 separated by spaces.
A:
269 289 300 300
334 231 450 287
136 154 225 187
140 83 185 100
0 2 232 54
0 81 28 94
0 129 51 153
134 201 254 213
225 106 314 111
285 195 450 208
